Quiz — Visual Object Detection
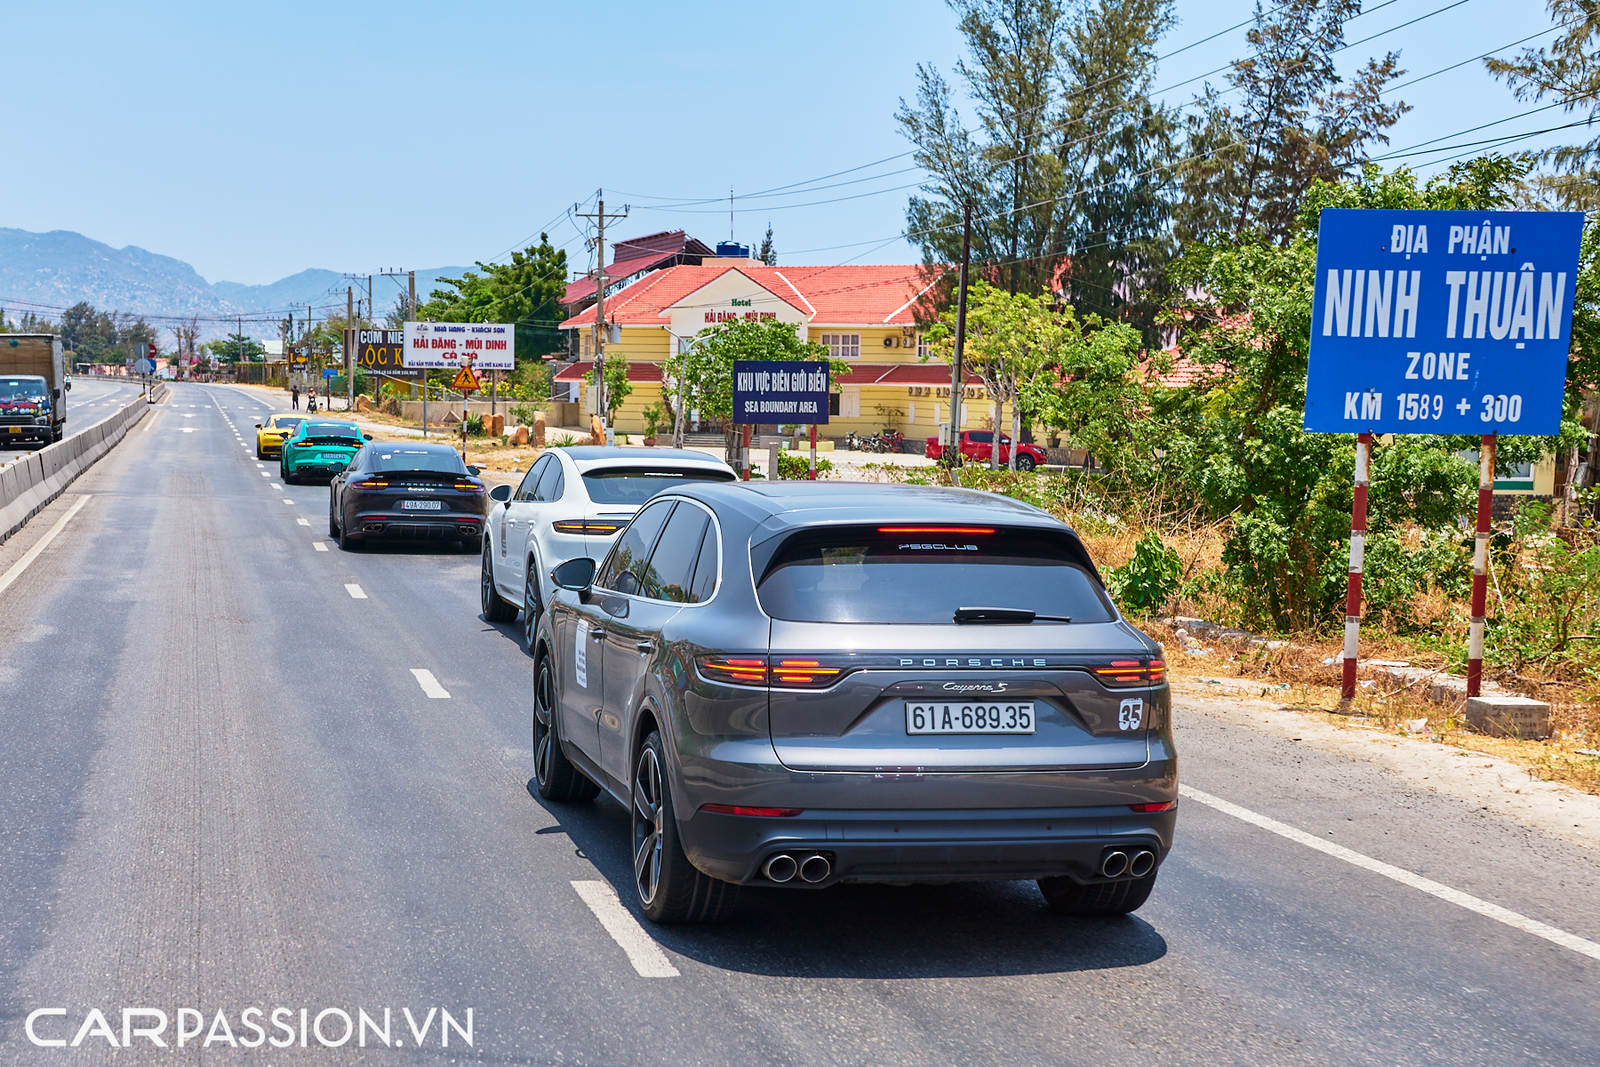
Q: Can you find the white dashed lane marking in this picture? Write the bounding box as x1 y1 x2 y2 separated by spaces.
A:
571 880 680 978
313 543 328 552
410 669 449 699
344 583 366 599
296 518 310 526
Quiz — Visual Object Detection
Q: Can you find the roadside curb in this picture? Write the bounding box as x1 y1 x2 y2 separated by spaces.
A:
0 394 152 546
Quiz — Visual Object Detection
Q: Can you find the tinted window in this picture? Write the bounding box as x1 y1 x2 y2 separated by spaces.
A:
756 527 1112 625
271 417 304 430
581 467 734 505
371 449 467 473
535 458 565 501
968 431 991 444
515 456 549 501
640 504 710 603
688 522 720 604
596 500 674 596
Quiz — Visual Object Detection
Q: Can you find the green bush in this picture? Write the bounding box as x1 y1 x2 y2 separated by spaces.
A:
463 413 486 437
509 403 538 427
777 452 834 479
1484 502 1600 675
1107 530 1181 617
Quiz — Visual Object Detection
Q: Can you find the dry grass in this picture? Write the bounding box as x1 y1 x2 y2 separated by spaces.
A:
1141 619 1600 795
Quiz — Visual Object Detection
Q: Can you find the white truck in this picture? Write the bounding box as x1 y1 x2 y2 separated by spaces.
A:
0 334 70 445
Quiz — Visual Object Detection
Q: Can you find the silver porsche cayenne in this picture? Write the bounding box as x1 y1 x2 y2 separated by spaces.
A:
530 482 1176 923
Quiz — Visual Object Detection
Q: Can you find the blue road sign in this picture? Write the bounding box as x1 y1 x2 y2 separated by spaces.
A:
133 357 155 374
1305 208 1584 435
732 360 830 425
323 367 337 378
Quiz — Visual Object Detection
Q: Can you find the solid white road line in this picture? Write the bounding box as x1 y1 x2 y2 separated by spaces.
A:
410 668 449 699
570 880 680 978
0 496 93 598
344 583 367 599
313 542 328 552
1179 785 1600 964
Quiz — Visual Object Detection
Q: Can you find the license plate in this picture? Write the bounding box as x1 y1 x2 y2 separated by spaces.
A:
401 499 443 511
6 427 19 434
905 701 1035 735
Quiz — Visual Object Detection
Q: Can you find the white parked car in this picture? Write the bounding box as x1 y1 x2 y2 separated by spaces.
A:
480 445 737 648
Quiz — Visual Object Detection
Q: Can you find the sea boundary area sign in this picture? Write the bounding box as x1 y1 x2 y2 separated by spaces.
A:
1305 208 1584 436
732 360 830 425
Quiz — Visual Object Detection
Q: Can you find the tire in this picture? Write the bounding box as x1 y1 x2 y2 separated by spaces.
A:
337 515 359 551
1038 871 1156 917
521 565 543 654
1016 454 1037 472
256 444 265 460
632 730 737 924
532 655 598 803
328 491 339 538
481 544 517 621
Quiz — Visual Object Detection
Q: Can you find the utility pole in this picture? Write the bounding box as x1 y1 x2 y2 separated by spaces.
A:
576 191 629 440
410 270 425 437
347 285 355 412
947 198 973 479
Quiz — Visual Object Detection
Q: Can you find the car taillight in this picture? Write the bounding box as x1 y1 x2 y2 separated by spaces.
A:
695 655 847 689
453 482 483 492
696 656 768 685
699 804 803 817
1130 801 1175 813
1093 658 1165 687
353 479 388 489
876 525 994 535
552 520 623 535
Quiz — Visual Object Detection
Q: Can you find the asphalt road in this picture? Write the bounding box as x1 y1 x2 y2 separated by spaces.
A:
0 382 1596 1063
0 378 140 471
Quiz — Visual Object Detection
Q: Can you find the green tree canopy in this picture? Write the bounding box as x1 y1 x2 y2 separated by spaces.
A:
675 319 846 447
419 236 570 358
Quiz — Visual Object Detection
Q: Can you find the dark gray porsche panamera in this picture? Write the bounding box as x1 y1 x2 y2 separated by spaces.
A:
529 481 1176 923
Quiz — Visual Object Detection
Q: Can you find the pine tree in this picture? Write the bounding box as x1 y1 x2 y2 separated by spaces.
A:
1485 0 1600 211
1175 0 1408 243
757 224 777 265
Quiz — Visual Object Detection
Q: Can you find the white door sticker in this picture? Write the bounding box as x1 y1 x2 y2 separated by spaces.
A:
1118 698 1144 731
575 620 589 688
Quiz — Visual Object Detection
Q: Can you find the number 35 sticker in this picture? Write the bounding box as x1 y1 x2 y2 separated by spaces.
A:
1118 698 1144 731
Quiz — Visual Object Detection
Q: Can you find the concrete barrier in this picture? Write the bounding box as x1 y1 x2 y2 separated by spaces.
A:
0 394 153 545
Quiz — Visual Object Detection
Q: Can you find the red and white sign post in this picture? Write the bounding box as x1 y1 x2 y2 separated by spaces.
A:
1342 432 1372 700
1467 435 1496 697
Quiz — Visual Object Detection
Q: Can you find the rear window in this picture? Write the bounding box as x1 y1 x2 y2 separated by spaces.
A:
756 526 1112 625
372 449 466 473
271 417 303 429
581 467 734 505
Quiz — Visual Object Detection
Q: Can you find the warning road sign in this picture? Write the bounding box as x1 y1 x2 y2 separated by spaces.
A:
452 365 481 393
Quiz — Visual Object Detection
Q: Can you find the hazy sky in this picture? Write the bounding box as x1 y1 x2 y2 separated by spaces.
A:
7 0 1569 285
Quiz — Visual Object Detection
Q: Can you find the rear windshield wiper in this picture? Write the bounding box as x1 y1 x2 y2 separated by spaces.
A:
953 606 1072 624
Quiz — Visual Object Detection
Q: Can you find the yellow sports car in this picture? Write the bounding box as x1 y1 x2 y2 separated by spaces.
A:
254 413 305 459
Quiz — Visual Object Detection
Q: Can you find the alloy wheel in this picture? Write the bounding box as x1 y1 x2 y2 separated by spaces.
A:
480 547 494 617
522 572 541 651
533 660 554 788
632 746 664 906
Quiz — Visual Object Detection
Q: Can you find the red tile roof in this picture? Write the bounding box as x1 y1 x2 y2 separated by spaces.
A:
874 363 982 386
552 360 665 383
561 264 946 330
561 231 717 306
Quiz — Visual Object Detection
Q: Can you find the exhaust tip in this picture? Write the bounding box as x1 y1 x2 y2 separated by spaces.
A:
763 854 797 884
1100 850 1129 879
1129 850 1155 877
798 854 831 884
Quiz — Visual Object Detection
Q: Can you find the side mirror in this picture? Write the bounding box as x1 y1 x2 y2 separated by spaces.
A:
488 484 511 503
466 465 480 476
551 557 597 593
254 423 262 429
363 433 373 441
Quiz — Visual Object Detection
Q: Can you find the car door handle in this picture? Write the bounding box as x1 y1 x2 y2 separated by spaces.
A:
634 640 652 652
589 629 606 639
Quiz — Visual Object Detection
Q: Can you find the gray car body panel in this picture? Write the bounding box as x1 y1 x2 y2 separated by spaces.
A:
534 481 1176 888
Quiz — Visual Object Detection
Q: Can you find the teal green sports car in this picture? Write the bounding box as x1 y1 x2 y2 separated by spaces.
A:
279 420 370 484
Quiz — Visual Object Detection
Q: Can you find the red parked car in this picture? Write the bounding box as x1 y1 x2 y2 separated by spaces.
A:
924 430 1047 471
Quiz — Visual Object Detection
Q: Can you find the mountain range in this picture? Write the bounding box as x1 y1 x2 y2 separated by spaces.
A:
0 227 472 339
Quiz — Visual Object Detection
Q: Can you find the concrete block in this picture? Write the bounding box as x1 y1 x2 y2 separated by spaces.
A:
533 415 546 448
1464 696 1552 739
489 413 505 436
511 426 529 447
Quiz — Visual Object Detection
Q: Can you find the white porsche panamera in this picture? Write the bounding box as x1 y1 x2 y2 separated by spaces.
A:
479 445 737 648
